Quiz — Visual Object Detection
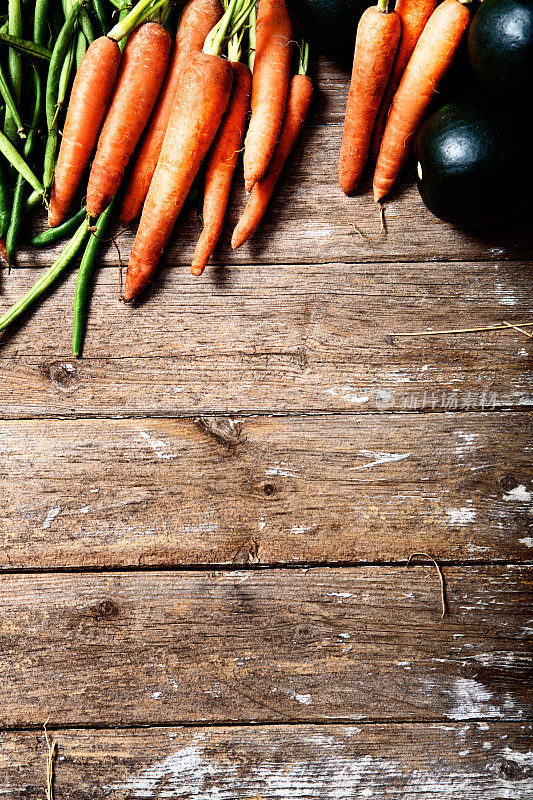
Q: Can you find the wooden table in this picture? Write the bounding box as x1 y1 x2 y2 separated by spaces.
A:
1 55 532 799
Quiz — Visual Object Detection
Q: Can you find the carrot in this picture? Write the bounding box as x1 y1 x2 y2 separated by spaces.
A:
369 0 439 163
48 36 120 227
86 22 171 218
120 0 223 226
243 0 293 192
338 0 401 196
191 59 252 276
373 0 472 202
232 44 313 250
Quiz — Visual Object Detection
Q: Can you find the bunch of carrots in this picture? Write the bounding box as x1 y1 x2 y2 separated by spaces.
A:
339 0 472 201
0 0 313 355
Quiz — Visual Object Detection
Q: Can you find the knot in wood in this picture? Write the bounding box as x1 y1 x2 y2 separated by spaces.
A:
44 361 79 391
94 599 120 620
197 416 243 447
263 483 276 496
460 662 480 680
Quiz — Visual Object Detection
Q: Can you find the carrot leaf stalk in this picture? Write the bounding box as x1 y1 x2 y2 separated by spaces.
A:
107 0 168 40
0 219 89 334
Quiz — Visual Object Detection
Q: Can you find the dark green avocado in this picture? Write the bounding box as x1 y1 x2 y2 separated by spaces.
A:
285 0 373 59
468 0 533 100
414 97 532 228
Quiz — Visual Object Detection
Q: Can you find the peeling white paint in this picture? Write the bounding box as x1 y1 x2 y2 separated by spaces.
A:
350 450 411 471
503 485 531 502
327 592 354 599
138 430 177 460
446 507 477 526
150 692 161 699
288 691 312 705
42 506 60 529
291 525 311 535
447 678 504 720
325 385 370 405
265 465 299 478
503 747 533 767
518 537 533 548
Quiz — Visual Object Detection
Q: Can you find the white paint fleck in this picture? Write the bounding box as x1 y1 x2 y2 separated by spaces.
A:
339 633 351 639
483 742 492 749
518 348 528 356
327 592 354 599
420 364 429 372
446 507 477 526
265 465 299 478
325 385 370 405
519 537 533 548
503 485 532 502
502 747 533 767
80 506 90 514
288 691 312 705
138 430 177 459
42 506 60 529
290 524 311 535
90 488 99 493
150 692 162 699
350 450 411 471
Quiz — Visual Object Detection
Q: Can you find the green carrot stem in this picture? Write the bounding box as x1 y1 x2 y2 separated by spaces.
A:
0 219 89 333
107 0 160 40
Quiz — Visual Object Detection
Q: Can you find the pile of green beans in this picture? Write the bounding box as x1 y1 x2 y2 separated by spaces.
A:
0 0 175 355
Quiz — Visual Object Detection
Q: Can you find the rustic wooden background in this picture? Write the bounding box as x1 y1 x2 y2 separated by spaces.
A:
1 53 532 798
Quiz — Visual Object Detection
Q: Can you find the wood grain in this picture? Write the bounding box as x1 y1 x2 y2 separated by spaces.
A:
1 722 531 799
1 414 532 570
0 260 531 417
0 566 530 727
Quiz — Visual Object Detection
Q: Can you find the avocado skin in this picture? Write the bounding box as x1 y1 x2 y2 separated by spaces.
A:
414 98 532 228
468 0 533 100
285 0 373 59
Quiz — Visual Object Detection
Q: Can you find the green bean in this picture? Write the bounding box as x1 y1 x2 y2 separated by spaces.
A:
4 0 22 145
44 13 79 191
0 158 11 237
26 188 42 212
75 29 87 70
72 198 116 356
91 0 109 35
79 8 95 43
0 128 44 195
0 61 24 137
33 0 49 47
0 32 51 61
5 68 42 268
0 219 89 333
45 3 80 129
31 205 86 246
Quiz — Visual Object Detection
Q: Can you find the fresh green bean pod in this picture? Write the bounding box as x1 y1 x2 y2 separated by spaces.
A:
6 68 42 268
79 8 95 43
0 32 52 61
0 61 24 138
31 205 86 246
4 0 22 144
75 29 87 70
72 198 116 357
44 27 77 191
0 218 89 333
0 158 11 237
45 2 80 130
0 127 44 195
91 0 108 35
34 0 49 46
25 188 42 212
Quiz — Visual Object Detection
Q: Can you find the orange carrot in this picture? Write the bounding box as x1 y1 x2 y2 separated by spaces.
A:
338 0 401 196
243 0 293 192
48 36 121 228
191 60 252 276
120 0 222 226
86 22 171 219
123 51 233 301
369 0 439 163
373 0 471 202
232 72 313 250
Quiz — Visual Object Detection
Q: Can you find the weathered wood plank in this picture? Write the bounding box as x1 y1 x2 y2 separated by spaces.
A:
0 261 531 416
12 58 532 270
0 567 530 727
1 414 532 570
0 722 531 799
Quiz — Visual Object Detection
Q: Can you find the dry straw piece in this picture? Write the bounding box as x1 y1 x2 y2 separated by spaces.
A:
44 721 57 800
392 320 533 338
406 552 448 618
